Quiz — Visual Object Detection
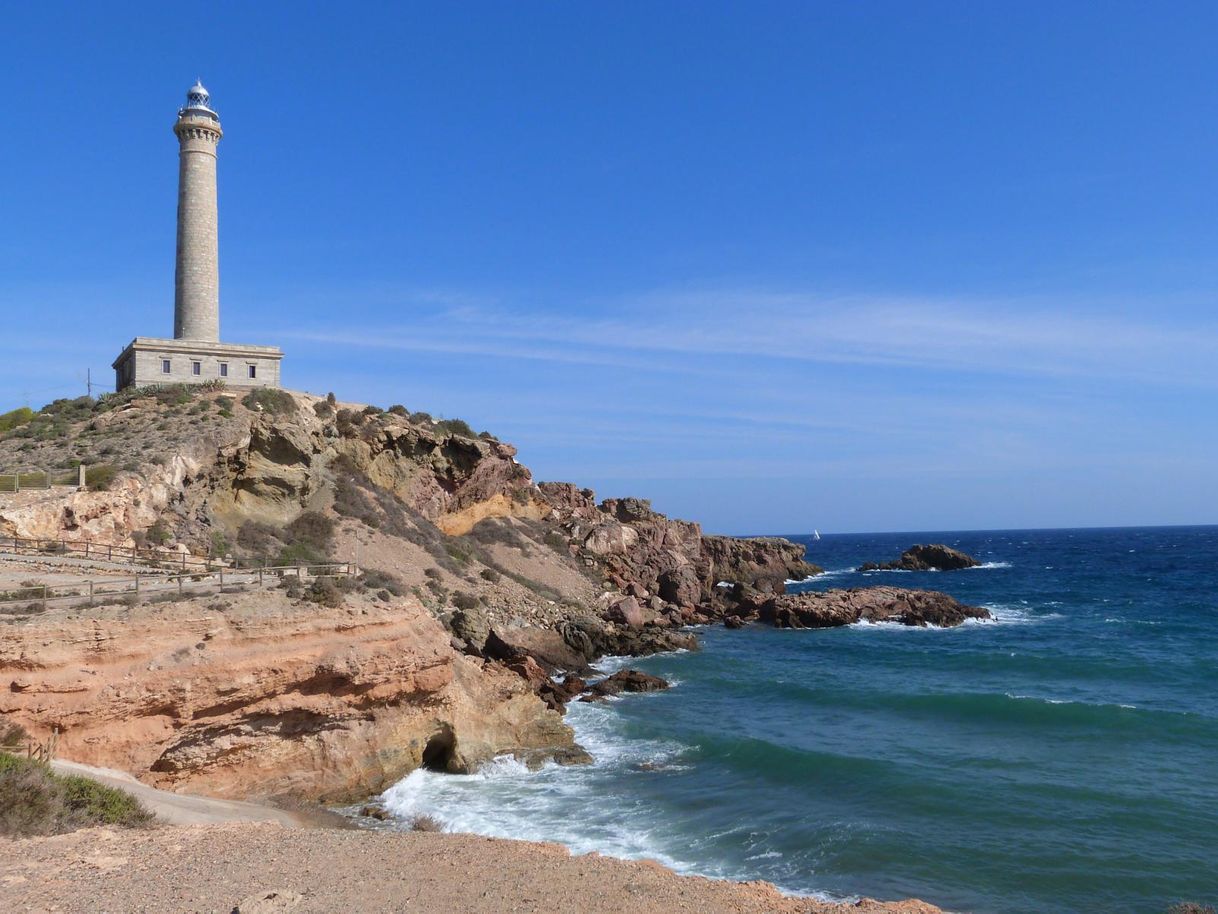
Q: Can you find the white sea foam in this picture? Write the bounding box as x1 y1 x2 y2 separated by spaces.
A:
791 567 856 584
968 561 1012 570
1004 692 1139 711
378 700 701 877
978 603 1062 625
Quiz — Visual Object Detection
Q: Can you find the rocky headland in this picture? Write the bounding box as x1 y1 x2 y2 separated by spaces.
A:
0 387 820 796
0 385 972 910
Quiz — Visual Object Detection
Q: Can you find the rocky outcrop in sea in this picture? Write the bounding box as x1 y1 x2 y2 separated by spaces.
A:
858 543 980 572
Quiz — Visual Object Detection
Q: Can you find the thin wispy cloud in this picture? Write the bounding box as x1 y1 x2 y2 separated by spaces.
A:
278 287 1218 388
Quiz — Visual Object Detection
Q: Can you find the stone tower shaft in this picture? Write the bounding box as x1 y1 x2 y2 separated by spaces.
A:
173 82 223 342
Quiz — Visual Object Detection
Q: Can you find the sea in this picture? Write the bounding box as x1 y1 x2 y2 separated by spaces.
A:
378 526 1218 914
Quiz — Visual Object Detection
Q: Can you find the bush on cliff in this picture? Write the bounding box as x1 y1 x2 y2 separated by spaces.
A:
0 754 153 836
241 388 297 416
235 511 334 567
434 417 475 438
85 464 118 491
0 406 35 434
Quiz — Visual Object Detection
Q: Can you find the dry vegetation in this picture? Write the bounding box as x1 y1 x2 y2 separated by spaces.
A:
0 723 152 838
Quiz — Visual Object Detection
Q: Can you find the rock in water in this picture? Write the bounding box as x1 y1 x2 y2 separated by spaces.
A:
580 669 671 701
759 586 989 628
858 543 981 572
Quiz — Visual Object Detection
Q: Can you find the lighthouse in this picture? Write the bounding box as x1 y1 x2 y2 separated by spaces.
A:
112 82 283 391
173 81 223 342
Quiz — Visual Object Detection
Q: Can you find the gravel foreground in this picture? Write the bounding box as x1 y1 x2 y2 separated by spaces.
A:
0 823 942 914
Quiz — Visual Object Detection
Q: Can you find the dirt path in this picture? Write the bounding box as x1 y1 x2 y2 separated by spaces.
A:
0 823 943 914
51 760 309 827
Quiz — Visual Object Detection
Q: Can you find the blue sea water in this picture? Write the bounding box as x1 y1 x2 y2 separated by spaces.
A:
381 527 1218 914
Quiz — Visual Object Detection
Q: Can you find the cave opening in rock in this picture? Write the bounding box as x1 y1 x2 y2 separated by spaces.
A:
421 727 456 772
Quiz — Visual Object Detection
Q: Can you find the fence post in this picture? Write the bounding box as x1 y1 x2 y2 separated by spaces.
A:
13 473 18 494
84 541 90 558
219 567 224 594
78 464 86 490
88 581 94 607
258 568 263 588
178 575 184 597
42 584 47 613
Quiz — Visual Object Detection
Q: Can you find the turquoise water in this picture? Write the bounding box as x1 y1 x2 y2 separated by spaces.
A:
382 527 1218 913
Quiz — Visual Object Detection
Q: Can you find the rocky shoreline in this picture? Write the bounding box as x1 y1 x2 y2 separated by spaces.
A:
0 387 979 911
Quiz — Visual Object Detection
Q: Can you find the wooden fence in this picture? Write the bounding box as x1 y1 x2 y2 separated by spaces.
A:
0 562 358 613
1 533 219 571
0 728 59 763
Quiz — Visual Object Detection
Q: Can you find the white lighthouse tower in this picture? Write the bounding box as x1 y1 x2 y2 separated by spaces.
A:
112 82 283 391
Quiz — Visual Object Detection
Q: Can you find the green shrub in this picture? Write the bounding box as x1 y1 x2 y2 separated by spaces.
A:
387 404 409 417
153 384 195 407
313 401 334 419
209 530 231 557
361 568 405 597
435 417 475 438
451 591 481 611
0 753 153 836
40 397 95 422
303 576 356 608
444 539 473 565
285 511 334 554
0 721 28 749
479 568 501 584
241 388 297 416
236 512 333 567
335 408 361 435
85 464 119 491
0 407 35 433
143 521 172 546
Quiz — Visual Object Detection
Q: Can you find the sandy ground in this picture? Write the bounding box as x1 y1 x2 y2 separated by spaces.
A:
0 823 942 914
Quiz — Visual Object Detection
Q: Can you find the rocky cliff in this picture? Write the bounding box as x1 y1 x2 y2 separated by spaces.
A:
0 587 582 803
0 385 821 800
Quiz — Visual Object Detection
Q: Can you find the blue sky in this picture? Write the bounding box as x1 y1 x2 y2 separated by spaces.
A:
2 2 1216 534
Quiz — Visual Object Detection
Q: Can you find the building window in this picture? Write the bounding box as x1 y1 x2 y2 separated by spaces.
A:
191 361 201 376
247 364 257 379
161 359 171 374
219 362 228 378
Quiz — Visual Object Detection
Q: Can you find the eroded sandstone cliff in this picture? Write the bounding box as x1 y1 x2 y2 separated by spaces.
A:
0 588 582 802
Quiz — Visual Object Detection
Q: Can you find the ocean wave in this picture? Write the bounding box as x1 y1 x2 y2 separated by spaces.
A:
376 702 706 878
977 604 1062 625
1004 693 1140 712
837 603 1051 629
967 561 1012 570
802 566 857 581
